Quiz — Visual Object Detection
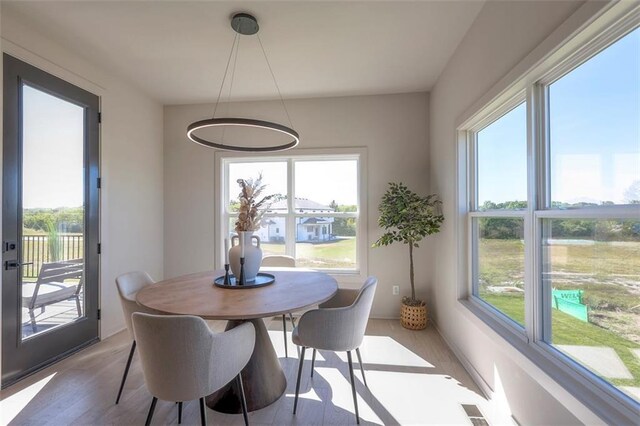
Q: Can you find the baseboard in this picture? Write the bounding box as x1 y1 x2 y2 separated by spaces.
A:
433 321 493 399
101 324 126 340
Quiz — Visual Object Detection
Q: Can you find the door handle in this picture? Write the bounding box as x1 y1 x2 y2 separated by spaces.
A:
4 261 34 270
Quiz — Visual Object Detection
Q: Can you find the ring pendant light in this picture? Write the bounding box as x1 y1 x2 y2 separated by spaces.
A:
186 13 299 152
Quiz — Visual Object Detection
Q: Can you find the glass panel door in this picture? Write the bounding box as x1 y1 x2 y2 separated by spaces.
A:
2 54 100 387
21 84 86 339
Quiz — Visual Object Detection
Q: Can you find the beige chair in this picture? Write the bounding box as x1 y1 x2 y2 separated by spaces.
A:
261 255 296 357
132 313 255 426
114 271 158 404
292 277 378 424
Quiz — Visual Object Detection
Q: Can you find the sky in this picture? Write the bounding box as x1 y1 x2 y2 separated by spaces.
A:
477 27 639 206
228 159 358 207
22 85 84 209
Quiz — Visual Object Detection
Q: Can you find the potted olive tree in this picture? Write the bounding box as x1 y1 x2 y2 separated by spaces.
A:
373 182 444 330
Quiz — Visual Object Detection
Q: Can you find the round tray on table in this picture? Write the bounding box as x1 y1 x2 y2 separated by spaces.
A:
213 272 275 289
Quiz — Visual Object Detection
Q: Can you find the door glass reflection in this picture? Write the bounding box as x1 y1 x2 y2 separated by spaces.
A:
21 84 85 339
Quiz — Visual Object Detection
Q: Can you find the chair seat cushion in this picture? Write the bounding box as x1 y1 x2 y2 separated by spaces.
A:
22 282 77 308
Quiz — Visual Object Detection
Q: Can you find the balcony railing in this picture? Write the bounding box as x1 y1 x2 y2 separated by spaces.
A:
22 234 84 278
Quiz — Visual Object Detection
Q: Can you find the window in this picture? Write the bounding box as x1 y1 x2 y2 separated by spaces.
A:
471 103 527 326
219 150 365 276
541 28 640 402
459 19 639 422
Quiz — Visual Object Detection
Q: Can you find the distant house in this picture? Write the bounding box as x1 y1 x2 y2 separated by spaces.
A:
253 198 335 243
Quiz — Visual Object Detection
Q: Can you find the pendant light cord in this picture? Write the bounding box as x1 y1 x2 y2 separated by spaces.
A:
257 33 294 128
212 32 239 119
221 33 241 142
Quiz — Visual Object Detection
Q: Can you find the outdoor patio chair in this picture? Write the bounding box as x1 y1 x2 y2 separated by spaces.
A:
21 259 84 334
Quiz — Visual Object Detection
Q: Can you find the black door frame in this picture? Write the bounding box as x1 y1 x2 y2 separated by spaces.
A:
2 54 100 387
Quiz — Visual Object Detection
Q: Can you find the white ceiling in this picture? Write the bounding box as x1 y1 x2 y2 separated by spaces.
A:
3 1 484 105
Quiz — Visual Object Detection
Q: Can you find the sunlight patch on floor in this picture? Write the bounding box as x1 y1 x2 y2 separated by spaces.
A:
335 335 434 368
366 370 487 425
315 367 384 424
268 330 326 361
0 373 56 424
285 386 323 402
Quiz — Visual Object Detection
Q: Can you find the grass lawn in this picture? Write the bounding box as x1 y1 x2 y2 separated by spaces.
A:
479 239 640 336
261 238 356 269
482 294 640 390
479 238 640 394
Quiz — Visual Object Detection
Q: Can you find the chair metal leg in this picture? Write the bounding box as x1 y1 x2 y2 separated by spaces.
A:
75 296 82 317
29 310 37 334
282 314 288 358
310 348 317 378
347 351 360 424
178 402 183 424
293 346 306 414
355 347 367 388
288 312 296 327
199 397 207 426
145 397 157 426
236 373 249 426
115 341 136 404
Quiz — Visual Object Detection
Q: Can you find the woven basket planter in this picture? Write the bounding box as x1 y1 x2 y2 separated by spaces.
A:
400 302 428 330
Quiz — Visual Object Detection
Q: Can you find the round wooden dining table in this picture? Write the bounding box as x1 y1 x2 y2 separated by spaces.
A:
136 267 338 413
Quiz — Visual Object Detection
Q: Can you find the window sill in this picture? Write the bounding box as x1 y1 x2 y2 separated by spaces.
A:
328 270 368 286
458 297 639 425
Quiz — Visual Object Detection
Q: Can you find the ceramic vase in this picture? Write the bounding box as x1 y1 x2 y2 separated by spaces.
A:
229 231 262 282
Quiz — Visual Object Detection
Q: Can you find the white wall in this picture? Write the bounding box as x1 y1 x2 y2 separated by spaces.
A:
164 93 429 318
428 1 610 425
1 9 164 341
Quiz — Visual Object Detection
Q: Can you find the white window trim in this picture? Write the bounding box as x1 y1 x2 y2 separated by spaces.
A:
455 2 640 424
214 147 368 283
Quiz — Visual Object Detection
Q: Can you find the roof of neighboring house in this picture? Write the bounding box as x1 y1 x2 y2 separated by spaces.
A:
300 217 334 225
269 197 334 212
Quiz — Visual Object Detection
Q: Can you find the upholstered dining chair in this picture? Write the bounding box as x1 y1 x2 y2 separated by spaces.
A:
132 313 255 426
261 255 296 357
114 271 158 404
292 277 378 424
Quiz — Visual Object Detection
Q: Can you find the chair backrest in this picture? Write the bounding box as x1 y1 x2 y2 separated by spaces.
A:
37 259 84 283
132 313 255 402
115 271 156 338
261 255 295 267
344 277 377 347
298 276 378 352
28 259 84 309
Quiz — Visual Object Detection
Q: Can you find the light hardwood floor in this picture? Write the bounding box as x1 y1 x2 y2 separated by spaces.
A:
1 319 494 425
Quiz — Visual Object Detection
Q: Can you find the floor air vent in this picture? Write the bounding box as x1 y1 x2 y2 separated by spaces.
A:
462 404 489 426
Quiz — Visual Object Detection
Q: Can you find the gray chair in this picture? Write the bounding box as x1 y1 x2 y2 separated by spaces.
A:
292 277 378 424
261 255 296 357
22 259 84 333
114 271 158 404
132 313 255 426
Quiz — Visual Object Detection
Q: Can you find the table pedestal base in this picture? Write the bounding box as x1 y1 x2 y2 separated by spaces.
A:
206 318 287 413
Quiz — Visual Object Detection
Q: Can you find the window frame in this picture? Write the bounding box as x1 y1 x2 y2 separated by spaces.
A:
468 94 529 334
215 147 368 282
456 4 640 424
